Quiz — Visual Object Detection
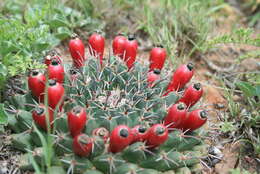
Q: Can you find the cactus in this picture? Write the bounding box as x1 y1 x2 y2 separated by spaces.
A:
4 35 208 174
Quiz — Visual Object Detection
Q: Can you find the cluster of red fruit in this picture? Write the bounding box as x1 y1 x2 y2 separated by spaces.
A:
27 32 207 157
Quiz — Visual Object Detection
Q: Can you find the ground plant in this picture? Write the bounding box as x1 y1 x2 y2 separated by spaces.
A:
0 33 209 173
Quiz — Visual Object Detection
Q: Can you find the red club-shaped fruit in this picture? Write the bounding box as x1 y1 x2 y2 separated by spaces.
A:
164 102 187 129
112 35 127 59
92 127 109 143
182 109 207 131
147 69 161 87
32 104 53 131
178 83 203 108
131 125 148 143
149 45 167 71
69 35 85 68
145 124 168 148
47 59 64 83
67 106 87 137
73 134 93 157
28 70 46 102
47 79 64 110
88 33 105 65
124 34 138 69
109 125 133 153
164 63 194 95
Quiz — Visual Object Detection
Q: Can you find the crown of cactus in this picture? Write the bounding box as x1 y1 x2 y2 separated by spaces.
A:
4 33 208 174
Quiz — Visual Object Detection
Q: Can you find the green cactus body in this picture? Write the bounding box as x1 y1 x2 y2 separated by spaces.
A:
5 54 207 173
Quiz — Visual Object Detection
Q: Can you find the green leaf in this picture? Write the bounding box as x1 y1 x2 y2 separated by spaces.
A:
235 81 256 97
55 27 71 40
0 103 9 125
48 18 68 29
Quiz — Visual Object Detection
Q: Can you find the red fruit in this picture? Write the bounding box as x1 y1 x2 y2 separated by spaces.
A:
164 63 194 95
112 35 127 59
32 104 53 131
47 59 64 83
182 109 207 131
88 33 105 65
67 106 87 137
149 46 167 71
146 124 168 148
147 69 161 87
47 79 64 110
109 125 133 153
92 127 109 143
124 35 138 69
164 102 187 129
131 125 148 143
28 70 46 102
73 134 93 157
178 83 203 108
69 36 85 68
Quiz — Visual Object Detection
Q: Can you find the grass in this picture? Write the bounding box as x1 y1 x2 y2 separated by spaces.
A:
86 0 225 66
214 55 260 173
136 0 227 64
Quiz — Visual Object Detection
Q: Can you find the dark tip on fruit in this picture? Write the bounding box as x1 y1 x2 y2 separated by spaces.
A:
119 128 129 138
51 58 59 66
156 126 165 135
72 106 82 114
193 83 201 90
128 34 135 41
187 63 194 71
31 70 39 76
34 107 45 115
153 69 161 75
200 110 208 119
177 102 186 110
48 79 56 86
138 126 147 133
78 134 90 145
